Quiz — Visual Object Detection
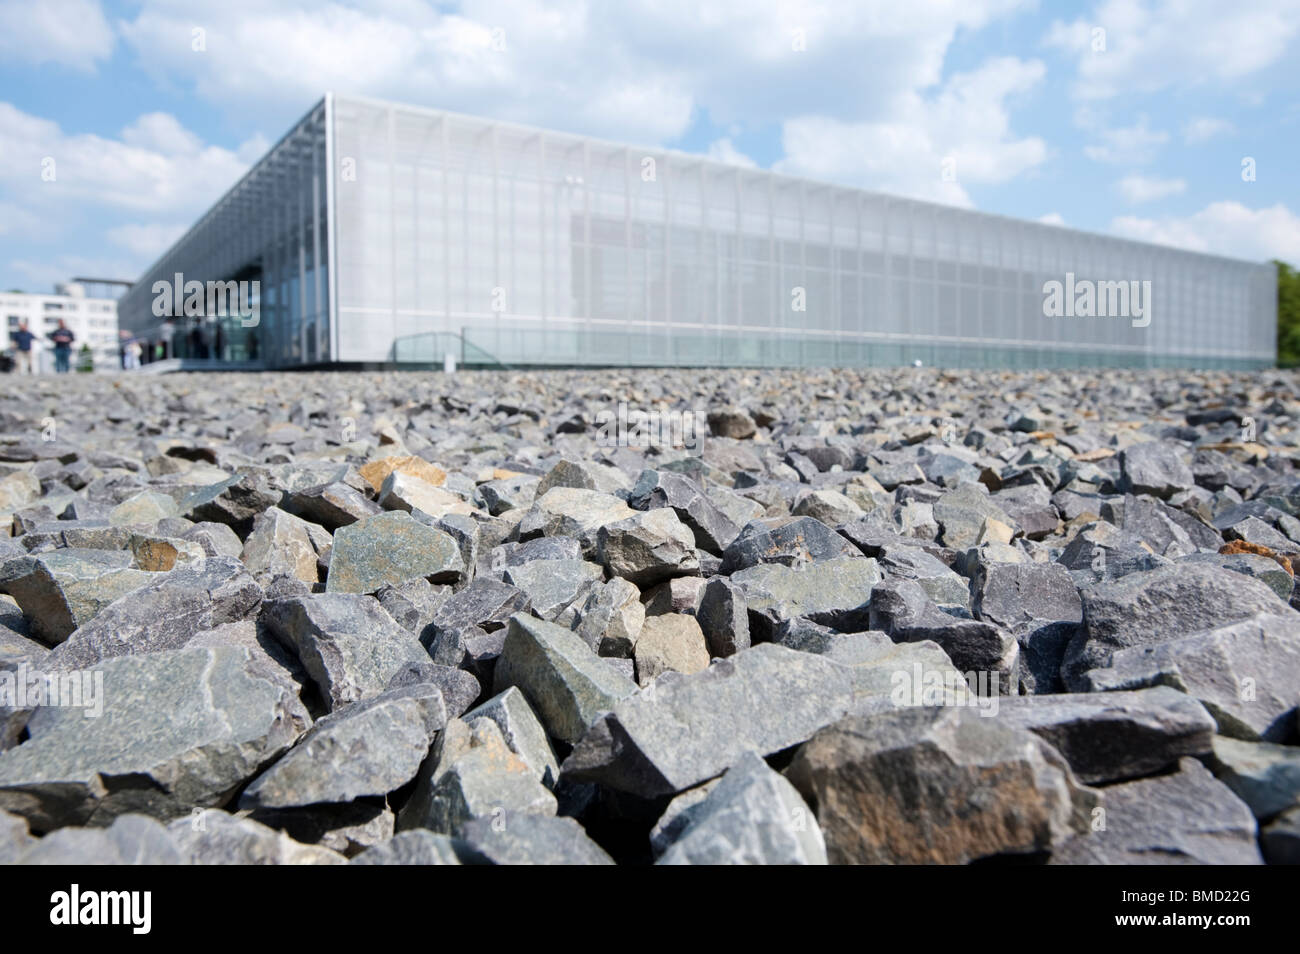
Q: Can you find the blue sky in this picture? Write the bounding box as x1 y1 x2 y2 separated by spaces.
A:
1 0 1297 292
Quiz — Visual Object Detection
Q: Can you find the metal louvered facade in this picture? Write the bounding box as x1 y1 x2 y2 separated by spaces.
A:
118 93 1278 369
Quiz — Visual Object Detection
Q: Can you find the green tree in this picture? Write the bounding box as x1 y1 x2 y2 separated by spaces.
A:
1277 260 1300 367
76 343 94 373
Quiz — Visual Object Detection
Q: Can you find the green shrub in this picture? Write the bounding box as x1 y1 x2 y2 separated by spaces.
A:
1277 260 1300 368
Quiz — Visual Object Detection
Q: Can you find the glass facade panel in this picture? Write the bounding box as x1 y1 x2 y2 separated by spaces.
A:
118 94 1278 370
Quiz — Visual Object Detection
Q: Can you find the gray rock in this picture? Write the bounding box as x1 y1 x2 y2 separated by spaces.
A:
44 557 262 670
818 630 976 710
648 778 720 857
181 470 284 536
769 617 847 655
878 544 971 611
933 481 1015 549
1181 551 1294 601
0 549 151 645
570 578 645 657
1224 514 1295 550
429 512 479 581
478 473 541 515
535 458 630 497
0 596 36 643
696 577 750 658
182 521 245 560
640 576 707 616
1119 441 1195 499
597 509 699 587
184 619 311 703
731 556 880 641
972 561 1082 694
240 684 447 809
170 811 346 864
562 643 857 797
13 813 183 864
0 646 309 831
374 578 452 636
1063 563 1296 690
485 537 583 576
351 830 468 865
383 661 480 718
791 488 864 527
995 687 1216 784
720 516 860 573
657 752 826 865
0 807 32 862
870 578 1017 692
398 717 556 834
1261 806 1300 864
463 687 560 787
426 578 531 650
1057 521 1170 582
378 471 472 519
502 558 603 621
261 593 431 710
284 481 382 532
1051 758 1261 865
629 470 740 553
248 801 394 856
517 488 635 551
493 614 637 744
1208 735 1300 821
1082 612 1300 742
240 506 322 585
992 485 1059 539
326 511 463 594
457 812 615 864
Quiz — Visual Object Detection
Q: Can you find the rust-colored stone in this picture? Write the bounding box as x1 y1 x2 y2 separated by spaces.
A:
1219 539 1295 576
358 455 447 493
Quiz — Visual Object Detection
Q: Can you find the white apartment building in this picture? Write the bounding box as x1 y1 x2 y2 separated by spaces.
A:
2 282 122 373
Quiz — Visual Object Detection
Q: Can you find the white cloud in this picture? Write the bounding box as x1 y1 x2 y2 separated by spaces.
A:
107 222 189 258
1183 116 1235 144
1045 0 1300 100
774 57 1048 206
0 0 114 70
0 201 45 238
1038 212 1066 225
1082 114 1168 164
110 0 1034 142
1111 201 1300 262
9 253 142 291
0 102 261 213
705 138 757 168
1117 173 1185 203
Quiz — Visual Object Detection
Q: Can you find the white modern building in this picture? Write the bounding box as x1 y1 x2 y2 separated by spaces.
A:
116 93 1278 370
3 281 124 373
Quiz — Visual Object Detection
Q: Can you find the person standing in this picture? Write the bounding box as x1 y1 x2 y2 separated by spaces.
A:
48 319 74 374
189 320 207 359
10 320 34 374
161 319 175 359
123 334 142 370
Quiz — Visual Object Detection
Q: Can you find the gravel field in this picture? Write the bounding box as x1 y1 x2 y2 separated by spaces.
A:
1 366 1299 865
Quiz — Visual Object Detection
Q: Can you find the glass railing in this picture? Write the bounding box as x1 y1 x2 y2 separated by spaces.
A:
393 324 1269 371
390 331 513 369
